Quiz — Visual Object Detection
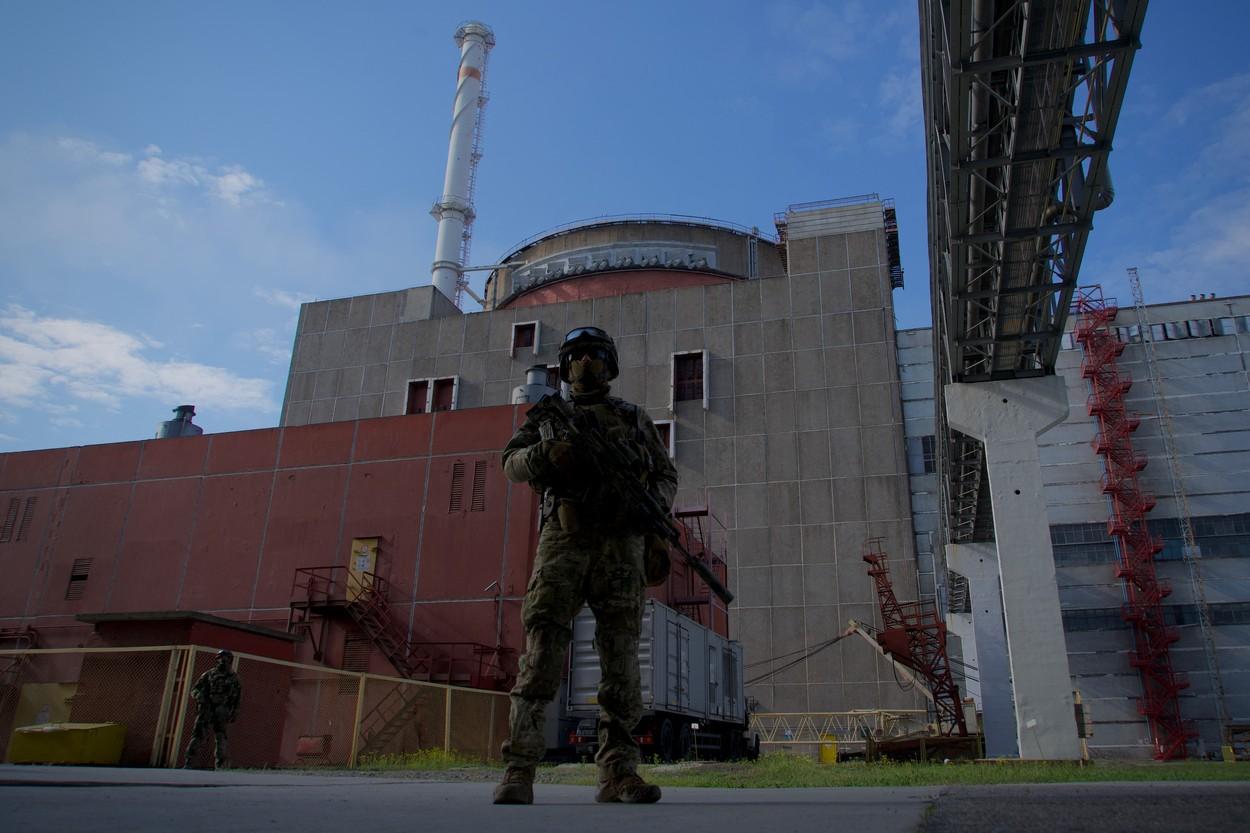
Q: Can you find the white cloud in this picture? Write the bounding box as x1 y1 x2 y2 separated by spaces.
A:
1140 188 1250 298
878 66 923 142
135 145 270 205
0 305 276 413
254 286 314 311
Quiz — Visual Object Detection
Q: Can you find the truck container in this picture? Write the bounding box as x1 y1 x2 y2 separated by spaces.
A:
565 599 753 761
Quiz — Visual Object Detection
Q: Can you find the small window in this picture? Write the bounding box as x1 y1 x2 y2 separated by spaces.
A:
65 558 93 601
1216 317 1237 336
1188 319 1213 338
654 419 675 459
406 379 430 415
511 321 539 356
672 350 707 408
431 377 458 412
921 435 937 474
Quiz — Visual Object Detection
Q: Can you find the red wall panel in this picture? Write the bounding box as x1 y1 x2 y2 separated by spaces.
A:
253 467 349 610
137 434 209 479
179 473 274 612
279 420 355 468
38 484 132 617
0 448 75 490
107 479 202 612
354 414 431 462
415 453 508 601
340 459 427 597
206 428 279 474
0 488 58 616
430 406 520 455
73 442 142 485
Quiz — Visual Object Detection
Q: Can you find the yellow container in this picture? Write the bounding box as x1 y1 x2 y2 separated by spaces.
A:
8 722 126 765
818 733 838 764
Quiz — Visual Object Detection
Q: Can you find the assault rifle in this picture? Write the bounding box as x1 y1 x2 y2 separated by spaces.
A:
530 393 734 604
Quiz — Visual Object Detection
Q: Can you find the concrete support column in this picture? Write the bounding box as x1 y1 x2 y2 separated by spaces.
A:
944 375 1080 759
947 541 1018 757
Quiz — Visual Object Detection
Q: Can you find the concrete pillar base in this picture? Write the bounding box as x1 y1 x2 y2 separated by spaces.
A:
945 375 1080 760
947 542 1018 758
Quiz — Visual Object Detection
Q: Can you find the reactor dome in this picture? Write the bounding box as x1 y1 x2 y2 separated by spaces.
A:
482 214 784 310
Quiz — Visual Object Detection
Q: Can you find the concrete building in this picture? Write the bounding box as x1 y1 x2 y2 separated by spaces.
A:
280 199 928 715
902 293 1250 757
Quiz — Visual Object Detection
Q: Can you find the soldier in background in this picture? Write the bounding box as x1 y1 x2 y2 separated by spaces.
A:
493 326 677 805
183 648 242 769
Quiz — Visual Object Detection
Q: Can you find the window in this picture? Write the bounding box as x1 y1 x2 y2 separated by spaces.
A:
905 436 937 475
65 558 93 601
653 419 675 458
1187 319 1213 338
511 321 539 356
921 435 937 474
431 377 458 412
406 379 430 415
671 350 707 408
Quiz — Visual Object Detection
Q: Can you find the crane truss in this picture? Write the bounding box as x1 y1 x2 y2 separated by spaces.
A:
919 0 1148 542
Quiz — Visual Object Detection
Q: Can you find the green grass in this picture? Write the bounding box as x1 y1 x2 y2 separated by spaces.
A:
354 749 498 772
350 751 1250 788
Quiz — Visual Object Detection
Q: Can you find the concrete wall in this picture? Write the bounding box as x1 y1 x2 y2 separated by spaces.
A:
907 294 1250 757
281 201 925 715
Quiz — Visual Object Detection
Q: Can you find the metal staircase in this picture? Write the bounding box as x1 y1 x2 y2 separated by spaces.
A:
1073 286 1192 759
289 567 509 756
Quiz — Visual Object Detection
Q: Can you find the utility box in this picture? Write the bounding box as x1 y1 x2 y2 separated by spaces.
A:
8 722 126 765
566 599 748 760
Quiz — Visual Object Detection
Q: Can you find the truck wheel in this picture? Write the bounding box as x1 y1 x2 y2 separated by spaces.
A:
658 718 675 762
677 723 692 760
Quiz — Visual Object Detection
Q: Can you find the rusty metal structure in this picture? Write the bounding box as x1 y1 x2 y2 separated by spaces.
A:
1072 286 1191 759
863 539 968 736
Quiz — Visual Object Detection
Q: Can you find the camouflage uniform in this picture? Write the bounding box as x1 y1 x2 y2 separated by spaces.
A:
184 661 242 768
501 391 677 779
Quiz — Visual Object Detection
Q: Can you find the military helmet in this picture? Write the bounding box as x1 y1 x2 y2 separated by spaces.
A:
558 326 619 383
216 649 234 661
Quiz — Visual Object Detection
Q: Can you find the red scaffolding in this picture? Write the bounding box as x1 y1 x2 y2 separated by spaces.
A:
1072 286 1192 760
863 540 967 737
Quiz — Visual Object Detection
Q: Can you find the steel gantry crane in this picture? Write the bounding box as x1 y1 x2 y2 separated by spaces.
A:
919 0 1147 544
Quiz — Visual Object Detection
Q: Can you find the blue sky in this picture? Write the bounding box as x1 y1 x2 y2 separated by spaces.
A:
1 1 1247 452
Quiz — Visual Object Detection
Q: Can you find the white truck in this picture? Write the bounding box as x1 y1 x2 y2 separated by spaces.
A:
562 599 755 761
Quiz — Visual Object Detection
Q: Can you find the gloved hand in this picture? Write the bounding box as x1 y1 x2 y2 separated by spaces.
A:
644 534 671 586
541 440 584 481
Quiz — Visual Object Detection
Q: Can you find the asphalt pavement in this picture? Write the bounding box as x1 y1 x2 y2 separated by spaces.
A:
0 765 1246 833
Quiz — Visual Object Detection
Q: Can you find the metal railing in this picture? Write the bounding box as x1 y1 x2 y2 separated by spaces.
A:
0 645 508 768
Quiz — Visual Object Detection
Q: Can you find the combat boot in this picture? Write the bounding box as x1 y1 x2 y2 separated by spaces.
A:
595 771 662 804
492 765 535 805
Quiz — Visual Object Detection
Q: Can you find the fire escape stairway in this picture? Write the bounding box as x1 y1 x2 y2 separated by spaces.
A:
1073 288 1192 760
289 567 507 759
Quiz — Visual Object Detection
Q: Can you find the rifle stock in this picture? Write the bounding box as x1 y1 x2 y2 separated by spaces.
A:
531 394 734 605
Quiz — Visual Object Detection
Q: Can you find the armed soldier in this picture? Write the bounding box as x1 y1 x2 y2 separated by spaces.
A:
493 326 677 805
183 648 242 769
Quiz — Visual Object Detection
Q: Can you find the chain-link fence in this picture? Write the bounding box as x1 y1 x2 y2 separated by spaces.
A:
0 646 509 768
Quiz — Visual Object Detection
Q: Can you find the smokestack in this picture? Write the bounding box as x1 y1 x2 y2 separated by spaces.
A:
430 21 495 303
156 405 203 439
